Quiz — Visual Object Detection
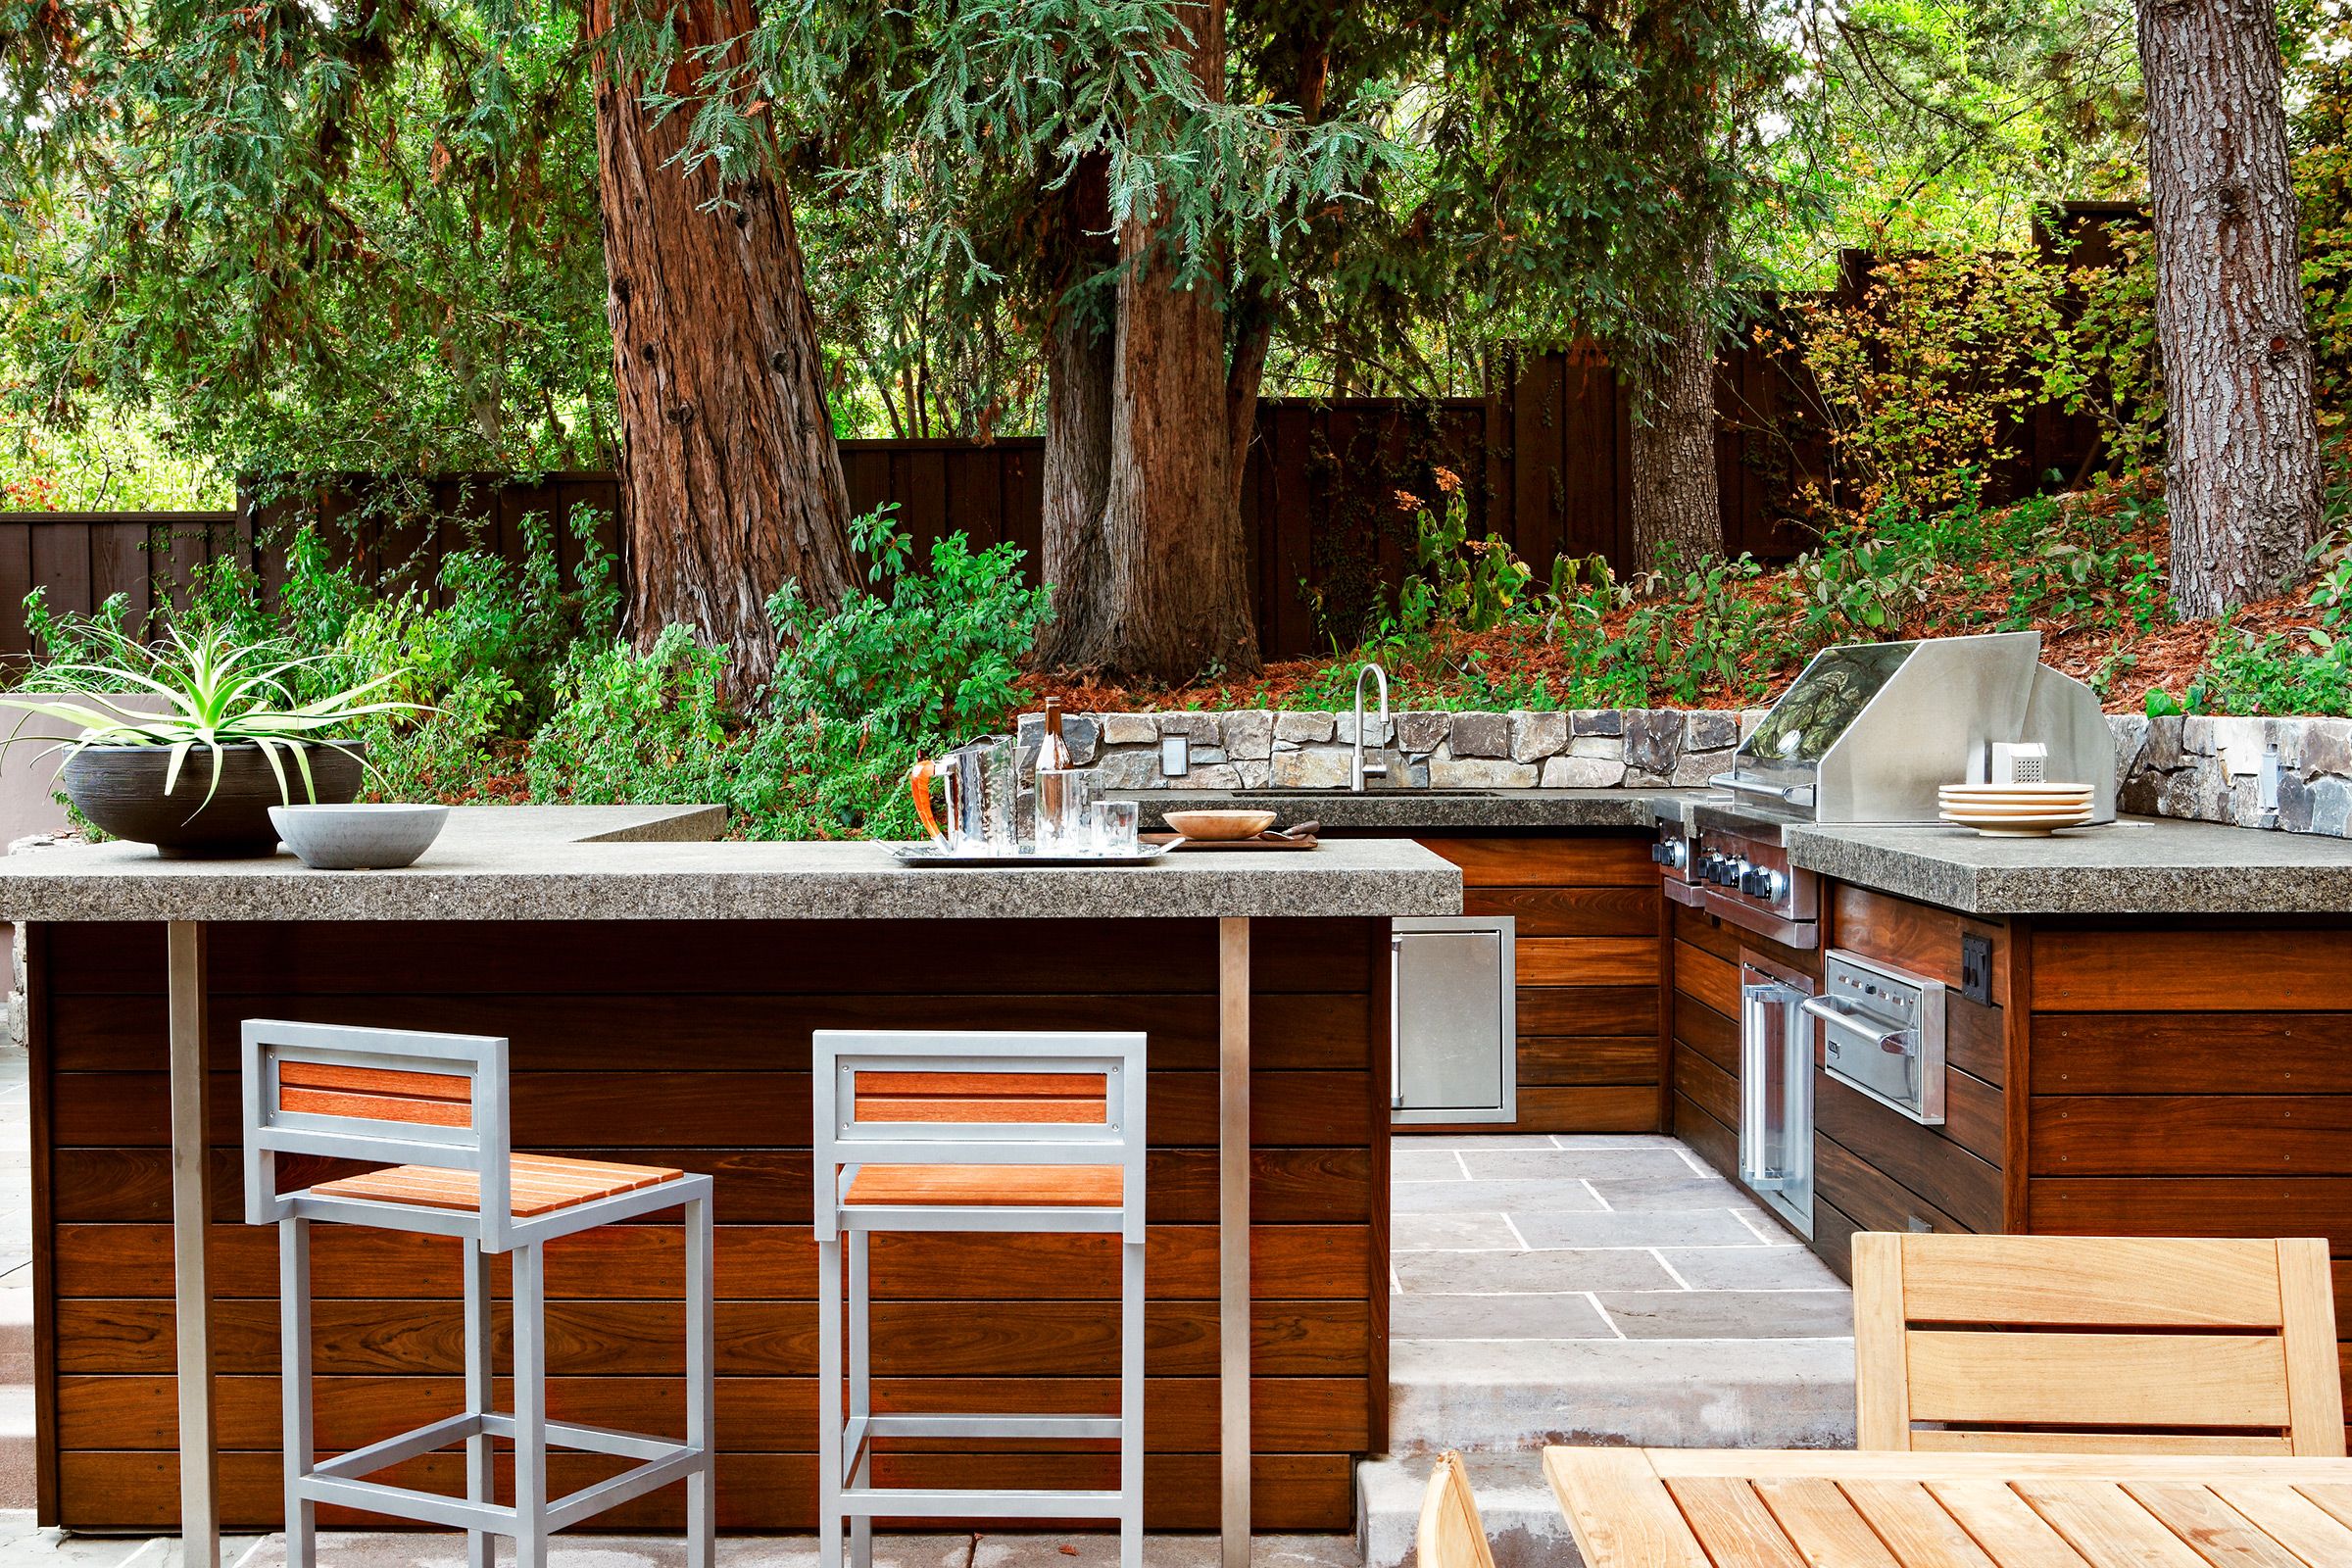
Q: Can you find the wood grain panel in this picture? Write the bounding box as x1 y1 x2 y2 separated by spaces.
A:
1517 937 1659 986
2033 1098 2352 1176
1675 1043 1738 1133
52 1224 1373 1303
1416 835 1654 887
1812 1136 1971 1241
2031 1178 2352 1243
54 1297 1370 1379
2032 928 2352 1012
35 915 1387 1533
1675 1092 1738 1184
1519 986 1657 1037
53 1067 1377 1151
1510 1086 1657 1132
2030 1013 2352 1095
1946 996 2004 1088
1672 942 1740 1018
1674 995 1738 1076
1517 1037 1658 1086
1815 1074 2002 1234
1461 885 1657 937
54 1449 1352 1532
52 919 1383 999
47 991 1378 1076
1832 885 2007 997
55 1372 1367 1454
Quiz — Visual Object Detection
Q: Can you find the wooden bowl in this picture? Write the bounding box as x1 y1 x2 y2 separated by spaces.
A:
1163 808 1278 842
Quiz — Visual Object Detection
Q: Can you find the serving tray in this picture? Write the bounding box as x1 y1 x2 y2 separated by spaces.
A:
1142 833 1320 852
889 842 1176 867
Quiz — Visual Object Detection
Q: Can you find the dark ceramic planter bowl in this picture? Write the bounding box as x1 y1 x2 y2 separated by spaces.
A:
61 742 366 858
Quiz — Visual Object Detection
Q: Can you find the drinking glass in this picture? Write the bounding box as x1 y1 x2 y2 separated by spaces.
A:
1096 799 1141 856
1037 767 1094 854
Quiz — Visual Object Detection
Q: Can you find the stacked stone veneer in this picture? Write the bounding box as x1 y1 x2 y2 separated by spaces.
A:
1023 708 1760 791
1023 708 2352 843
2112 714 2352 838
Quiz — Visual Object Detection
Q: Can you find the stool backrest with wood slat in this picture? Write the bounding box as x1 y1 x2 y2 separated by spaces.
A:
243 1018 514 1242
813 1029 1147 1241
1853 1232 2346 1456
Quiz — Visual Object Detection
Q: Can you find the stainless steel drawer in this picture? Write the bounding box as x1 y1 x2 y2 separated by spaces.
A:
1391 916 1517 1124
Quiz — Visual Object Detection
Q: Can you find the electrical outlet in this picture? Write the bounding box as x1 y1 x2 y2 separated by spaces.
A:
1959 932 1993 1005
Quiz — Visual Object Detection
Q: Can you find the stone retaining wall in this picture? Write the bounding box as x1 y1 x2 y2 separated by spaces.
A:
1024 707 2352 844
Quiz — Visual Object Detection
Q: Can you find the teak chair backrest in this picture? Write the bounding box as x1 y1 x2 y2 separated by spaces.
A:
1415 1450 1497 1568
1853 1232 2345 1456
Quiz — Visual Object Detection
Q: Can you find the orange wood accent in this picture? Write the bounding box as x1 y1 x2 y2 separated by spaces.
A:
844 1163 1123 1207
2031 927 2352 1012
1416 836 1655 887
277 1062 472 1102
307 1153 684 1217
276 1088 472 1128
1830 885 2007 996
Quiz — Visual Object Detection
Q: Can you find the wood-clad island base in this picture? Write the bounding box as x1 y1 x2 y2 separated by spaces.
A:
27 917 1392 1532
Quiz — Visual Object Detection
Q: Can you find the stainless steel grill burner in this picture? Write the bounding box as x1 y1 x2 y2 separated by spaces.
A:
1651 631 2114 948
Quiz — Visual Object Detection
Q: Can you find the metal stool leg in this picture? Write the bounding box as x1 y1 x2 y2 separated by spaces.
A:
849 1229 872 1568
1120 1236 1145 1568
817 1235 845 1568
279 1218 316 1568
685 1193 715 1568
514 1242 548 1568
465 1237 494 1568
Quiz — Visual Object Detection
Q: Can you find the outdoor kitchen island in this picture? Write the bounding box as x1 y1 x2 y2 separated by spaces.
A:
0 806 1462 1558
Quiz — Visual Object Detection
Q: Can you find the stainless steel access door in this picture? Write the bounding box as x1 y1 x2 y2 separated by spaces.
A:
1391 916 1518 1124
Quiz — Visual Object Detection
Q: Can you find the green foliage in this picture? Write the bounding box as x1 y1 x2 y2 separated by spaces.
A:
0 620 427 806
2294 4 2352 427
765 507 1051 745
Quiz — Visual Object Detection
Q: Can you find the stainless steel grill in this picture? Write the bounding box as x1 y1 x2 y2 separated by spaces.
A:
1653 631 2115 949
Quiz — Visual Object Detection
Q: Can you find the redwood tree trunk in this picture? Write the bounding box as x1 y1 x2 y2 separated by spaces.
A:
1629 252 1723 568
2138 0 2322 616
1049 0 1261 679
1035 157 1121 669
587 0 857 697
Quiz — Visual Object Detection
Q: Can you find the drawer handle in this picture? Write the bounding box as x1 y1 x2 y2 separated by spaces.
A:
1799 995 1913 1054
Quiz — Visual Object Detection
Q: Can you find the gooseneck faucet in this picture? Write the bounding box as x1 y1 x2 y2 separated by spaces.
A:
1352 661 1391 792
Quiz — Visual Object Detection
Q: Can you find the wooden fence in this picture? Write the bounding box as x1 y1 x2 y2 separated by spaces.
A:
0 326 2105 661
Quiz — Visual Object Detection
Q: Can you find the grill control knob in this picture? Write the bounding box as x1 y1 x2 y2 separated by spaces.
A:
1720 857 1751 887
1748 868 1788 901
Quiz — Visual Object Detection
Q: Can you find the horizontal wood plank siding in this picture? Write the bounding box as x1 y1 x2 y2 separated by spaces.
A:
2026 917 2352 1451
30 916 1388 1533
1408 833 1664 1135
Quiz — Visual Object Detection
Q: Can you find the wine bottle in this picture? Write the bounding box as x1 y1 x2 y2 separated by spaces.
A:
1036 699 1073 849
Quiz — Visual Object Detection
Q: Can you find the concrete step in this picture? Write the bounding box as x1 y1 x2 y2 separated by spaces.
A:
1388 1335 1856 1456
1356 1452 1577 1568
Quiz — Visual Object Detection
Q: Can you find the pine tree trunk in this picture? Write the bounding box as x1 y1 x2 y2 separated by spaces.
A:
1629 253 1723 569
2138 0 2322 615
586 0 857 697
1045 0 1261 680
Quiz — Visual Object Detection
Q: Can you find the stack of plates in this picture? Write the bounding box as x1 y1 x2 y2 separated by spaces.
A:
1938 783 2096 836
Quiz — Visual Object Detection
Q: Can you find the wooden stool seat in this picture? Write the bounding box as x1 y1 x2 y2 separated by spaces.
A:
845 1162 1122 1207
310 1152 686 1217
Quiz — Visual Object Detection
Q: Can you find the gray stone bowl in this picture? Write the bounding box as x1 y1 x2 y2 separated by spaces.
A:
269 804 450 870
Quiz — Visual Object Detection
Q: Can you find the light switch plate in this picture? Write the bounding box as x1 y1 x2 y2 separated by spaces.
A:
1959 932 1993 1005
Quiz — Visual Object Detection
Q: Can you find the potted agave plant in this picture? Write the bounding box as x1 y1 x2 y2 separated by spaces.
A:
0 622 426 858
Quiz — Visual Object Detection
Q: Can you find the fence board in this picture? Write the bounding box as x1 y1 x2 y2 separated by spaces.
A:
6 303 2115 660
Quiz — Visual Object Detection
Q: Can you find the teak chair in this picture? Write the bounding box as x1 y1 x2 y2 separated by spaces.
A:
1415 1450 1498 1568
1853 1232 2345 1456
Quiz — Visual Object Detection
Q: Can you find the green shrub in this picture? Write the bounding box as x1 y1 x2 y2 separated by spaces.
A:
524 626 743 806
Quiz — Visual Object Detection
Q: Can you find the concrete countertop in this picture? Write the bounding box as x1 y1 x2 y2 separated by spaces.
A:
1784 814 2352 916
1119 787 1694 830
1115 786 2352 916
0 804 1462 923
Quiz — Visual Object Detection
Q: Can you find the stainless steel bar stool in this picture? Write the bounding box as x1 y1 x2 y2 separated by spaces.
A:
242 1019 715 1568
812 1029 1147 1568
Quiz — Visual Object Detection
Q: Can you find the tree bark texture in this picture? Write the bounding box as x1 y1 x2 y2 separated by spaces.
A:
587 0 857 697
1035 157 1121 669
1048 0 1262 680
2138 0 2322 615
1628 250 1724 569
